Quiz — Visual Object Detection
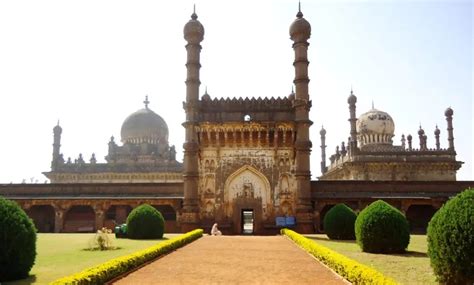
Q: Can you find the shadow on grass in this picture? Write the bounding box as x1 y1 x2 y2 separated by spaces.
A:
391 251 427 258
3 274 37 285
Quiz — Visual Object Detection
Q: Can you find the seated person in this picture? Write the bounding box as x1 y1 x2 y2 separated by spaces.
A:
211 223 222 236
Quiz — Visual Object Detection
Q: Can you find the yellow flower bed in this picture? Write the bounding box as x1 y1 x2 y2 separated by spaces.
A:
281 229 398 285
50 229 203 285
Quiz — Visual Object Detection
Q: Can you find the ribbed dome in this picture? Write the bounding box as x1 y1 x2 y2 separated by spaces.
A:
120 106 169 145
356 108 395 146
289 8 311 42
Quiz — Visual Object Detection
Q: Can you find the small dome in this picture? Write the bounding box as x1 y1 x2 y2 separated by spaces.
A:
444 107 453 117
289 10 311 42
434 126 440 135
121 104 169 145
356 107 395 146
184 11 204 44
320 127 326 136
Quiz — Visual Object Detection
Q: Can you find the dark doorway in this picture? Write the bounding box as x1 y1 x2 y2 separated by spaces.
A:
27 205 55 233
406 205 437 234
241 209 254 235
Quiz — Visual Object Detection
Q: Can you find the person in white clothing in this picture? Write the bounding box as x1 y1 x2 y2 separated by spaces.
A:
211 223 222 236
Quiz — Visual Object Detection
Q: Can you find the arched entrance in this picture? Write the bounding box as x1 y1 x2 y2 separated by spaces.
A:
224 165 271 234
64 205 95 233
27 205 55 232
105 205 133 229
406 205 437 233
152 205 178 233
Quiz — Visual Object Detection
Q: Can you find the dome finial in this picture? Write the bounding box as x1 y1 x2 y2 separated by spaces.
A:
204 86 208 95
297 1 303 18
191 4 197 20
372 100 374 109
144 95 150 109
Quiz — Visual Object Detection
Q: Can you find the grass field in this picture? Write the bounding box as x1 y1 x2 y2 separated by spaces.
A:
4 233 180 285
305 234 436 285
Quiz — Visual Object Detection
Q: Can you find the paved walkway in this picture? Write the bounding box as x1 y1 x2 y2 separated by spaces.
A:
113 235 348 285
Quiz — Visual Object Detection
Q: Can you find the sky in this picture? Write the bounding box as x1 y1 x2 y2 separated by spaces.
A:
0 0 472 183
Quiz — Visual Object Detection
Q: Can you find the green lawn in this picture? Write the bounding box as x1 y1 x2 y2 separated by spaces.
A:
305 234 436 285
5 233 180 285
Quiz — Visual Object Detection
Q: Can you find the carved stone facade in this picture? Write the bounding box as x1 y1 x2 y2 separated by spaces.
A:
43 96 182 183
319 92 463 181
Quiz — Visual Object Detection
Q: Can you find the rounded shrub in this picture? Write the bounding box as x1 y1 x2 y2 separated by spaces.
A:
0 197 37 281
323 203 357 240
355 200 410 253
126 204 165 239
427 188 474 285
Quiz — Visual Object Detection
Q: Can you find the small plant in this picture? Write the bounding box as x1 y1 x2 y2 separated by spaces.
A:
323 203 357 240
0 197 37 282
427 188 474 285
126 204 165 239
355 200 410 253
88 227 115 251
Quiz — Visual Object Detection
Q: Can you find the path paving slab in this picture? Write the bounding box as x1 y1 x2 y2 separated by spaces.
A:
113 235 348 285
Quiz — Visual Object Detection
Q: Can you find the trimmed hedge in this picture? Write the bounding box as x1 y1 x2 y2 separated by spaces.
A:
127 204 165 239
355 200 410 253
281 229 397 285
0 197 37 282
51 229 203 285
323 203 357 240
427 188 474 285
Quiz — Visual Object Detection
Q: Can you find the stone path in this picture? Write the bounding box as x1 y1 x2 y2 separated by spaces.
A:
113 235 348 285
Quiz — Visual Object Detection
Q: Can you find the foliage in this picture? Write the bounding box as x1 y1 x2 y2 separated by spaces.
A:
88 227 114 251
0 197 37 282
281 229 397 285
427 188 474 285
115 224 128 238
51 229 203 285
323 203 357 240
126 204 165 239
355 200 410 253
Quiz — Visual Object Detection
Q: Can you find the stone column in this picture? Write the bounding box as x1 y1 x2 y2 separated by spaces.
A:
348 90 358 151
445 107 455 151
182 9 204 232
54 207 65 233
290 6 313 233
320 127 327 174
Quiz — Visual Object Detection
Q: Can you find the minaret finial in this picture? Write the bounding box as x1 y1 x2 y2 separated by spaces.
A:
297 1 303 18
57 119 60 126
144 95 150 109
350 85 353 95
191 4 197 20
291 86 294 94
372 100 374 109
205 86 208 95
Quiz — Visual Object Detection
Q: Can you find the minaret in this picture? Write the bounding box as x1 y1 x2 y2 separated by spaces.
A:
348 88 358 151
445 107 455 151
290 3 313 233
434 125 440 150
51 121 62 170
320 127 327 174
182 6 204 231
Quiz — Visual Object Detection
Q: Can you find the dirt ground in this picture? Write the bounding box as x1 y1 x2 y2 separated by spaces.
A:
113 235 348 285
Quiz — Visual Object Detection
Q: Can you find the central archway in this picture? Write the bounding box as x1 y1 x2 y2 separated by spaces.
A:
224 165 271 234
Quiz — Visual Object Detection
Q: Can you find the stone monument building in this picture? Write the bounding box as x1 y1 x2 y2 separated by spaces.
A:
44 96 182 183
1 6 469 235
319 90 463 181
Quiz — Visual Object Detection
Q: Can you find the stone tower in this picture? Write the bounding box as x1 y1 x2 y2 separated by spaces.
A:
289 4 313 233
181 7 205 231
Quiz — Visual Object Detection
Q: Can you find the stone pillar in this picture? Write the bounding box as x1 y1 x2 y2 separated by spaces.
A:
182 8 204 232
434 126 440 150
348 90 358 151
54 207 65 233
51 122 62 171
290 6 313 233
445 107 455 150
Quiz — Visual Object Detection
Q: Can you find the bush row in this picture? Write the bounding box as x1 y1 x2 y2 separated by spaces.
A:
281 229 397 285
51 229 203 285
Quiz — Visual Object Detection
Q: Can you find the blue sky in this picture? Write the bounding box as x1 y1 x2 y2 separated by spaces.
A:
0 0 471 182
